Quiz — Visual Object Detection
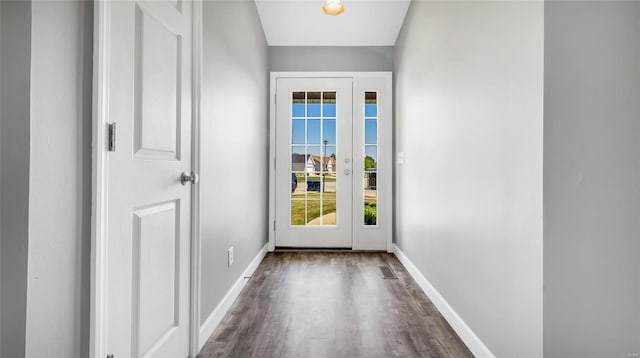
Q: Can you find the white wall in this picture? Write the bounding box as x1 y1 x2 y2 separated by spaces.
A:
269 46 393 72
24 1 93 357
200 0 269 326
0 1 91 357
544 2 640 357
0 1 31 357
394 2 543 357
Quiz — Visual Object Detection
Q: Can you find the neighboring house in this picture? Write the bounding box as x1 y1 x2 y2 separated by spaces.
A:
307 155 335 174
292 153 307 172
291 154 336 174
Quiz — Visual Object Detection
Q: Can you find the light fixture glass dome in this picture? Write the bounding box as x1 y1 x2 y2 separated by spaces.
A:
323 0 344 16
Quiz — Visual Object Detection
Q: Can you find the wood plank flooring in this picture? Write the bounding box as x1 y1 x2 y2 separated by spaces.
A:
198 252 473 358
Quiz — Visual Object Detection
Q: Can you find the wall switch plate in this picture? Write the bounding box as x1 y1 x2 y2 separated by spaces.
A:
397 152 405 165
228 246 234 267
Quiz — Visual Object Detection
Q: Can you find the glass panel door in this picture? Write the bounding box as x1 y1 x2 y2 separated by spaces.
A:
290 91 337 226
275 78 353 248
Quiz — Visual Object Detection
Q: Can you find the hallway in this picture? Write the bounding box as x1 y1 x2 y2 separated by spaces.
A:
2 1 639 357
198 252 472 358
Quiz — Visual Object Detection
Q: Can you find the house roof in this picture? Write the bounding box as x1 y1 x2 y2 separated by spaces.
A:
309 155 336 165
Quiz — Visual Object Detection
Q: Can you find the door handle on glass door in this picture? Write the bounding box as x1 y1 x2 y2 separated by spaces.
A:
344 169 351 175
180 171 199 185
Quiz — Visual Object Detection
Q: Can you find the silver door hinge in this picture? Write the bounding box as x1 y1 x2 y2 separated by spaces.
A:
107 123 116 152
273 220 276 231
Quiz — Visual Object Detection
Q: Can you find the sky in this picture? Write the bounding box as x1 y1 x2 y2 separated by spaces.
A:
291 103 378 161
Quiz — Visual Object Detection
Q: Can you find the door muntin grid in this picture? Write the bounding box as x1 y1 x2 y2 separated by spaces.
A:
364 92 378 226
290 91 338 226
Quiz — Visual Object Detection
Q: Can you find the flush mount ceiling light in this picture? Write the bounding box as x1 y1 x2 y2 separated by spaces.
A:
323 0 344 16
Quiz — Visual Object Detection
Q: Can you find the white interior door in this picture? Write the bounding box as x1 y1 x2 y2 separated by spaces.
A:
275 78 353 247
105 1 192 357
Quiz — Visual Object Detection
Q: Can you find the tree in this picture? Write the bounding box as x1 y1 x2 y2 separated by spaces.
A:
330 153 336 160
364 156 377 170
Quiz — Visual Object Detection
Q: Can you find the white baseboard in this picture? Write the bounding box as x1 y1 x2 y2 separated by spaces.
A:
393 244 495 358
198 243 268 351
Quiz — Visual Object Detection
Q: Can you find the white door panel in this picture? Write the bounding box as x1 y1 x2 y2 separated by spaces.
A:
135 3 181 158
275 78 353 248
352 77 392 250
105 1 192 357
132 201 180 357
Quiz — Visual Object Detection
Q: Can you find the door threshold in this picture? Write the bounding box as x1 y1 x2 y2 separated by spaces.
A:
274 247 387 253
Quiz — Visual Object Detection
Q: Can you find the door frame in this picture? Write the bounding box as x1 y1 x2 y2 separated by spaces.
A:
89 1 203 357
268 72 393 253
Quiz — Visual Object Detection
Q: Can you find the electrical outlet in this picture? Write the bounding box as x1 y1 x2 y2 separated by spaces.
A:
228 246 234 267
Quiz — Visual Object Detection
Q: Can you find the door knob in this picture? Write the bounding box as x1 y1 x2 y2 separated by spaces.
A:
180 171 199 185
344 169 351 175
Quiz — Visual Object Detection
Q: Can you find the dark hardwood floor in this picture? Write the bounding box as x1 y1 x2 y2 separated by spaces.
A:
198 252 473 358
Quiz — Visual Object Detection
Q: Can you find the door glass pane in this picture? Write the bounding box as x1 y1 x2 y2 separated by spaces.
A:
307 119 321 144
291 146 305 172
292 92 305 117
323 92 336 117
290 91 338 226
321 200 336 225
306 200 321 225
291 199 306 225
365 92 377 117
364 146 377 165
323 119 336 145
291 172 305 199
364 173 377 225
364 92 378 226
292 119 305 144
365 119 377 145
324 146 337 175
307 92 321 117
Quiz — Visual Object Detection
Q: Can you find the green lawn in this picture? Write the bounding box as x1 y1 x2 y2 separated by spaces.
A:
291 192 377 226
295 174 336 183
292 192 336 200
291 192 336 225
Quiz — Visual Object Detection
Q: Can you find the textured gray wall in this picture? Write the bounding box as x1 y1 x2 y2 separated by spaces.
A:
200 1 269 324
544 2 640 357
394 2 543 356
269 46 393 72
0 1 31 357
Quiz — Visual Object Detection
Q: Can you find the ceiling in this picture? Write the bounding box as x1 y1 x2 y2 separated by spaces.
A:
255 0 411 46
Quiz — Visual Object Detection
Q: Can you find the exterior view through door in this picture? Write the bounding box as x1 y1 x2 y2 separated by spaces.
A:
271 73 392 251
